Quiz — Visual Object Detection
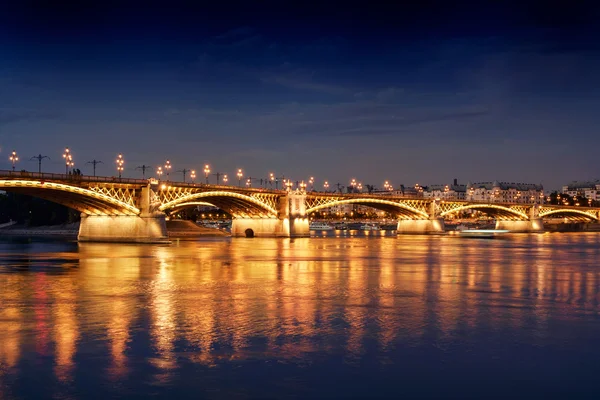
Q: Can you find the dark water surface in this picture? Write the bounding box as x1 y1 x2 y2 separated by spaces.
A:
1 233 600 399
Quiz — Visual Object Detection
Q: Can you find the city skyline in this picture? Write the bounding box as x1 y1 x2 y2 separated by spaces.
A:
1 2 599 190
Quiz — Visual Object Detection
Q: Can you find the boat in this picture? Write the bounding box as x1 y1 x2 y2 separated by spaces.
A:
360 223 380 231
453 225 508 238
310 222 333 231
202 222 221 229
333 222 348 230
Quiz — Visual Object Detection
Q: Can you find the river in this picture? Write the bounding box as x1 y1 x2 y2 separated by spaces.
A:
0 233 599 399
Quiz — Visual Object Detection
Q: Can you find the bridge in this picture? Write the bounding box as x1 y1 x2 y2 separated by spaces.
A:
0 170 599 242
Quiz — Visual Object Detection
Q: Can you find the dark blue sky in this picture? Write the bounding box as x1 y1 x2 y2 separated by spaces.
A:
1 1 599 190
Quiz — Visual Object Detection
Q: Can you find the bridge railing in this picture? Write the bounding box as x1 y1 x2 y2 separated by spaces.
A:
0 170 149 185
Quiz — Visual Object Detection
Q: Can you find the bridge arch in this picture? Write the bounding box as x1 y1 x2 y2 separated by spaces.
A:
166 201 218 214
439 204 529 220
0 179 140 216
538 209 599 221
159 191 278 218
305 198 430 219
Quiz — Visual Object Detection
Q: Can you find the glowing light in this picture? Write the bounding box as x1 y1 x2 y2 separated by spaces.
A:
8 150 18 171
116 154 124 178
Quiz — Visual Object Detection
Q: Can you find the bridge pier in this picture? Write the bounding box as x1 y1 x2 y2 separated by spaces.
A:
231 191 309 238
396 218 445 234
78 185 170 243
495 218 544 233
231 217 309 238
78 214 170 243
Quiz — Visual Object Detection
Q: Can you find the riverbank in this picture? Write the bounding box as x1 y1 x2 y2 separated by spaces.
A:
0 223 79 238
0 220 230 239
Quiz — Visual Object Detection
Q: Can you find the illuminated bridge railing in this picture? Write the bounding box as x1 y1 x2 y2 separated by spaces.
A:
0 170 149 185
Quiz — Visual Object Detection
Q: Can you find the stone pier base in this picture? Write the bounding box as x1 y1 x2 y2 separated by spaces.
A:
78 214 170 243
495 219 544 233
397 218 445 234
231 217 310 238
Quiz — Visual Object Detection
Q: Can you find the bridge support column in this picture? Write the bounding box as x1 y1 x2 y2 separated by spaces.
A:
231 191 309 238
78 185 170 243
396 218 445 234
495 218 544 233
78 214 170 243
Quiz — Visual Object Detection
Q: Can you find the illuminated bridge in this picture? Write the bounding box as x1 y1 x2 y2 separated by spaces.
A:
1 170 598 242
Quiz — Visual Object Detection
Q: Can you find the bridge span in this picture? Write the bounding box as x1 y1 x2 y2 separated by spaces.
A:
0 170 598 242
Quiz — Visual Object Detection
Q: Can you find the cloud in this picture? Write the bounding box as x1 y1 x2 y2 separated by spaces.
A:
261 73 351 95
0 108 62 126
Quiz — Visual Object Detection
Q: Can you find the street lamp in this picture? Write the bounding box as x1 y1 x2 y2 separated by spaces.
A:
285 179 293 191
299 181 307 192
246 178 251 188
357 182 363 192
190 170 196 183
223 174 228 185
237 169 243 187
309 176 314 191
350 178 356 193
269 172 274 188
384 181 390 191
324 181 329 192
157 166 163 179
63 147 73 174
164 160 171 179
116 154 124 178
204 164 210 184
9 150 18 171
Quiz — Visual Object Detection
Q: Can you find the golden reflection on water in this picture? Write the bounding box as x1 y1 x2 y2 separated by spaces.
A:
0 233 599 386
52 277 78 383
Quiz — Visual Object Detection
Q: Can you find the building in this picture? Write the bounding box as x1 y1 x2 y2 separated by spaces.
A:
561 180 600 201
466 181 544 204
423 179 467 200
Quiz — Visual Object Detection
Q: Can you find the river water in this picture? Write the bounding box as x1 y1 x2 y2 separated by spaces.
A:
0 233 599 399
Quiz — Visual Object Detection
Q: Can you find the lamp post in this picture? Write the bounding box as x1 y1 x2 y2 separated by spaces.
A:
30 154 50 173
309 176 314 191
246 178 251 188
190 170 196 183
116 154 124 179
384 181 390 191
237 169 243 187
285 179 293 191
176 169 190 183
324 181 329 192
350 178 356 193
204 164 210 184
9 150 19 171
223 174 228 185
157 166 163 180
86 159 103 177
269 172 274 188
63 147 73 174
164 160 171 179
299 181 307 192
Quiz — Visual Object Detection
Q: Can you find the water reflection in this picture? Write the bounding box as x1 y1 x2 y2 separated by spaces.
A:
0 233 599 398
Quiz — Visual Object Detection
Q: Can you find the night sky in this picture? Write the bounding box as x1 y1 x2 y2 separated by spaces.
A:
1 1 599 190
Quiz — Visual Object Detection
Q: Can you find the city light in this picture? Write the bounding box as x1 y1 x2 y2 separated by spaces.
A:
237 169 243 187
62 147 74 174
190 170 196 183
204 164 211 184
157 166 163 179
223 174 228 185
9 150 18 171
324 181 329 191
164 160 171 179
116 154 124 178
